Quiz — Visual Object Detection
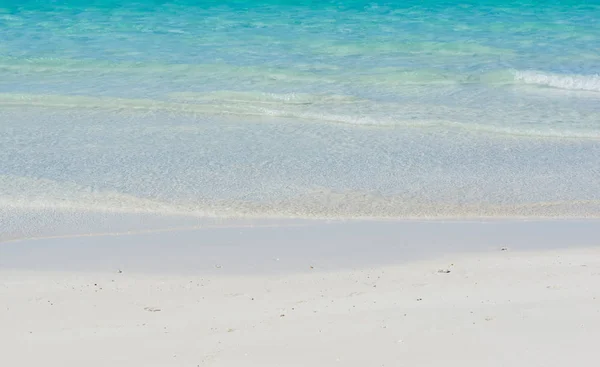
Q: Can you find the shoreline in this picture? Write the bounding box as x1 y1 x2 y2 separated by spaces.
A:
1 218 599 275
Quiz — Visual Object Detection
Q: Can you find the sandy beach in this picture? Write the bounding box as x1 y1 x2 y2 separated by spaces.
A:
3 1 600 366
2 220 599 366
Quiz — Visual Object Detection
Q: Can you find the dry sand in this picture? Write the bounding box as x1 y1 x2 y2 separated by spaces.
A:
1 220 599 366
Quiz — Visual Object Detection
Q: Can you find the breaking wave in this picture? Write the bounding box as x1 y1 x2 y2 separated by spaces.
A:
3 57 600 93
513 70 600 92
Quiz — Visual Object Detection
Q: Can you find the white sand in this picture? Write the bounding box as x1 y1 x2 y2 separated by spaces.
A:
2 233 600 366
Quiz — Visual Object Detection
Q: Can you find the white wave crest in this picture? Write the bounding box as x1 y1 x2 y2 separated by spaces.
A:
514 70 600 92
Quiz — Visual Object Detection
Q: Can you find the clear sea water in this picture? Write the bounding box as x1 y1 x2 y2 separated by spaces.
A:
1 0 599 229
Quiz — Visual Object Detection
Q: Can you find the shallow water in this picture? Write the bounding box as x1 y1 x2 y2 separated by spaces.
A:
1 1 599 229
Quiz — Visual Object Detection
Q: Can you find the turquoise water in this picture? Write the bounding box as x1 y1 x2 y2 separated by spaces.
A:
1 1 599 226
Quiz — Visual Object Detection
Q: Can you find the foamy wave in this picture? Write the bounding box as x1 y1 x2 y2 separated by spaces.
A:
1 93 599 139
513 70 600 92
6 56 600 94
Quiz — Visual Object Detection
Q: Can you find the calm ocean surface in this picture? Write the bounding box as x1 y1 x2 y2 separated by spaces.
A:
1 1 599 225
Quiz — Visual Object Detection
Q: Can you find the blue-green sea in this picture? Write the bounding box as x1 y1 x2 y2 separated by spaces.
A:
1 0 599 228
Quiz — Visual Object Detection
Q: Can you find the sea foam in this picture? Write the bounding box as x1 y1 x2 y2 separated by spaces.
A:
514 71 600 93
